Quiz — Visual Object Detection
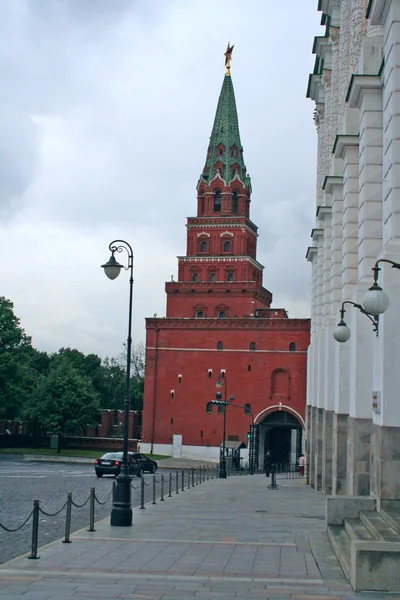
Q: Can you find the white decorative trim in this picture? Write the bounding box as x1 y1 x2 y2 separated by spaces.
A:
254 404 306 429
197 232 211 238
220 231 234 237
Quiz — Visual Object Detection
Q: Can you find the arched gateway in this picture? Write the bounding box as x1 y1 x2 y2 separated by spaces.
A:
255 407 304 466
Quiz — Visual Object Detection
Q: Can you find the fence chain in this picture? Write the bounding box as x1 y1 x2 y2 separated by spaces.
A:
0 508 34 532
39 500 68 518
71 493 91 509
94 487 113 506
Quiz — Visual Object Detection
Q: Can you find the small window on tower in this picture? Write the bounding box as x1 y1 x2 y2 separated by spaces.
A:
289 342 296 352
224 241 231 252
196 311 204 318
227 273 234 282
200 241 207 252
206 402 212 414
218 311 225 319
232 192 238 213
217 341 223 350
219 148 223 155
210 273 216 282
250 342 256 351
192 273 199 282
214 190 222 212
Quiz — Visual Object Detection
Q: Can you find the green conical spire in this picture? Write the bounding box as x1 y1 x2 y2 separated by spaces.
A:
201 74 249 188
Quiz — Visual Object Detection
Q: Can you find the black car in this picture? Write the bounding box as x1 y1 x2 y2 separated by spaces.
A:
131 453 158 473
94 452 144 478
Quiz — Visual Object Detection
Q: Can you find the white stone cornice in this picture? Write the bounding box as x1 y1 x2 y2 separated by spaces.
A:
323 175 343 195
367 0 389 25
318 0 342 26
316 205 332 221
307 73 326 104
346 74 382 108
332 134 359 159
306 246 318 262
311 228 324 242
313 36 333 69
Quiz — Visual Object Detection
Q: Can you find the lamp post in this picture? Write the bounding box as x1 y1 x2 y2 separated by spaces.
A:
215 372 232 479
101 240 134 527
207 373 256 477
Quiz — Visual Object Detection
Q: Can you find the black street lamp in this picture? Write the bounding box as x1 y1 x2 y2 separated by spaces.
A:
215 372 233 479
101 240 134 527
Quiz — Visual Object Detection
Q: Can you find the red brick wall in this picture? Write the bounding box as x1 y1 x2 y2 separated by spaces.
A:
142 318 310 448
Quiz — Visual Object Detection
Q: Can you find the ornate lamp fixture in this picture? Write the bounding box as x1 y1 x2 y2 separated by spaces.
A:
333 300 379 343
362 259 400 316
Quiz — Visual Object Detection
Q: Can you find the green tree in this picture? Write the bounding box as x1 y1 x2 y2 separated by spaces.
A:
0 297 32 419
118 341 145 411
25 358 100 436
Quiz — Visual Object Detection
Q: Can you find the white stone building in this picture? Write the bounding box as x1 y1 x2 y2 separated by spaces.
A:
307 0 400 508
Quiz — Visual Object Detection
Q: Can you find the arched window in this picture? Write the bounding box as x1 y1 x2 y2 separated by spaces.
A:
271 369 290 399
218 311 225 319
218 404 225 414
192 273 198 282
232 191 238 213
217 341 223 350
206 402 213 414
289 342 296 352
210 273 216 282
196 311 204 318
214 190 221 212
250 342 256 351
224 241 231 252
200 241 207 252
227 273 233 282
244 403 251 415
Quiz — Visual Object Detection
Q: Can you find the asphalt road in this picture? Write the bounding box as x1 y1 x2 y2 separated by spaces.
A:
0 457 172 566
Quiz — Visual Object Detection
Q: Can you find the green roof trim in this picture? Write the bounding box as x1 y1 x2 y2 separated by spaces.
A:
201 74 249 188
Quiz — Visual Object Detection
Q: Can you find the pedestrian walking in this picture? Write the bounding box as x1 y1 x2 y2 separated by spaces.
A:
264 450 271 477
299 454 305 476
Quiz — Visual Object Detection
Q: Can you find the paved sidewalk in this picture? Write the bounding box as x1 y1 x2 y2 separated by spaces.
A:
0 474 392 599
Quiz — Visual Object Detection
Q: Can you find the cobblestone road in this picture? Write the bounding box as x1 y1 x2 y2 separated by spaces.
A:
0 457 173 565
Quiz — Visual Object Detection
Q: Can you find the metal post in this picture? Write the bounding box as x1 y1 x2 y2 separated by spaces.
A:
187 470 190 489
152 475 156 504
29 500 40 560
140 476 145 509
199 466 203 483
63 492 72 543
160 475 164 501
104 240 134 527
176 470 179 494
191 469 195 487
168 472 172 497
112 480 116 504
181 469 184 491
88 487 95 532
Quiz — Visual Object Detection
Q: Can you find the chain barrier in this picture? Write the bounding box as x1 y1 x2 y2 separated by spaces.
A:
94 486 114 506
1 465 219 560
71 494 91 509
0 507 34 533
39 500 68 518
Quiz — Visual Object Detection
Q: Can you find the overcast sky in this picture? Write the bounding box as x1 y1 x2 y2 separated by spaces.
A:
1 0 322 359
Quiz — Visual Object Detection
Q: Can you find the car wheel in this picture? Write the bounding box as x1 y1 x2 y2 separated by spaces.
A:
151 464 157 473
96 473 103 478
137 468 144 478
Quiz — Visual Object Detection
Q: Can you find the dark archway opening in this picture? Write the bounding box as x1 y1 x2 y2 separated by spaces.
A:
262 411 302 465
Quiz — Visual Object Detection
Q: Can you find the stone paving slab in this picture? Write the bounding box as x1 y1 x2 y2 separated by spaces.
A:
0 475 396 598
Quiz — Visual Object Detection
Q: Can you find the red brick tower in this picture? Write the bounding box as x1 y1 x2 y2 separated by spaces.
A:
141 50 310 465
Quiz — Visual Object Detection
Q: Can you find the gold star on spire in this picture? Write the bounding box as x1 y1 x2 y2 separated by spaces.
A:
224 42 234 76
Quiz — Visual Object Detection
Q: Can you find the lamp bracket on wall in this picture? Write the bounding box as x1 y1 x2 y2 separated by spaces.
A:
333 300 379 343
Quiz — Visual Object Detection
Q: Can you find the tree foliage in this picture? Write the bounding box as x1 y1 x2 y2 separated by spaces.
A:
25 357 100 435
0 297 146 434
0 297 32 419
